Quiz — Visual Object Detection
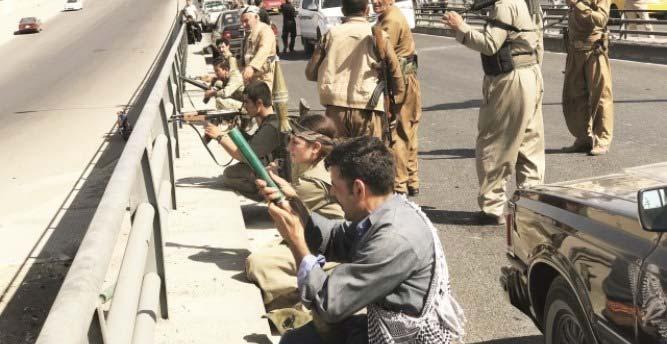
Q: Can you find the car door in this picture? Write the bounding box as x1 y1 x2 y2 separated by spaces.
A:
298 0 317 39
636 233 667 343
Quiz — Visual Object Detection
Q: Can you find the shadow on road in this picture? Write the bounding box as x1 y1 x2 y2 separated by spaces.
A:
421 206 494 226
419 148 566 160
165 242 250 272
423 99 481 112
419 148 475 160
470 335 543 344
0 127 126 344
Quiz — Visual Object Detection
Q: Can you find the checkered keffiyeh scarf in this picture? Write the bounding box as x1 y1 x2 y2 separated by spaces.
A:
367 198 466 344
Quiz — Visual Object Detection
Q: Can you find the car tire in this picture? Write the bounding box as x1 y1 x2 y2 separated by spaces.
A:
544 276 596 344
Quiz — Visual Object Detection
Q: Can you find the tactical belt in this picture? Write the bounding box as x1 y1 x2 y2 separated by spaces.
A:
481 19 537 76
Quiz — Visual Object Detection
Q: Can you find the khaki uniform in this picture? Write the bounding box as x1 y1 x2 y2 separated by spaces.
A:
221 114 282 201
563 0 614 149
246 160 343 309
377 6 422 193
242 21 277 89
305 16 404 139
214 53 244 110
456 0 545 217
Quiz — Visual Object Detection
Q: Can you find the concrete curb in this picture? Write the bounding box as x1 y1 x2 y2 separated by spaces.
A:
413 26 667 65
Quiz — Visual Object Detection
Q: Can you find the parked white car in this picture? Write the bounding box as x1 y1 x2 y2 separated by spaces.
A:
296 0 414 54
64 0 83 11
201 0 227 31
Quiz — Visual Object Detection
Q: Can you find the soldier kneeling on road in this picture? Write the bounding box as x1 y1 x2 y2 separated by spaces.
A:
245 115 345 333
204 81 285 201
202 40 245 111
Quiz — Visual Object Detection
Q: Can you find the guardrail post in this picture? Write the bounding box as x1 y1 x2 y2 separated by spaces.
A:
167 75 181 159
159 99 178 210
139 146 169 319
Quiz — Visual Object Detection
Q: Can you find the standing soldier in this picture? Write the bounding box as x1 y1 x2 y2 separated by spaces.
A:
281 0 298 53
240 6 278 88
561 0 614 156
443 0 545 225
372 0 422 196
305 0 404 140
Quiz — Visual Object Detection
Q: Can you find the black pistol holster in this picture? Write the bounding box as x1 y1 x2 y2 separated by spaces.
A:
480 19 536 76
481 41 515 76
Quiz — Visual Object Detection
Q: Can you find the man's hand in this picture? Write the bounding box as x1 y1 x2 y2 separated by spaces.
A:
258 168 298 199
204 89 217 99
267 201 310 263
442 11 464 31
243 66 255 83
204 122 222 141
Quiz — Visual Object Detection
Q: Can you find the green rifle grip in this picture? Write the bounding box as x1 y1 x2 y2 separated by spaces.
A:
228 127 285 202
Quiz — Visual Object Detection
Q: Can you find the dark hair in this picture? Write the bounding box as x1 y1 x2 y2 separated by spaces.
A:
218 38 230 47
342 0 367 16
243 81 272 107
325 136 394 195
213 58 230 70
299 114 337 160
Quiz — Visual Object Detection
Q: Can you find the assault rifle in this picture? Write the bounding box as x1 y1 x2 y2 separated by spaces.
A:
170 109 244 143
179 75 217 104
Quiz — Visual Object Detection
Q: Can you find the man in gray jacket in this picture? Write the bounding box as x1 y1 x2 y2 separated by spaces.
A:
256 137 464 343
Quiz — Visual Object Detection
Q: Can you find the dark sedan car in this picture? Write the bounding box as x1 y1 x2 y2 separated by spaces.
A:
501 162 667 344
17 17 43 34
212 10 244 56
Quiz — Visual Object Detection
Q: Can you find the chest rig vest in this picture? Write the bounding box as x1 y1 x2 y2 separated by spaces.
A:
480 19 537 76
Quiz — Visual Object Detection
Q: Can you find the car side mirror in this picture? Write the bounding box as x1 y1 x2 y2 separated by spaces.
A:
306 2 318 10
638 186 667 232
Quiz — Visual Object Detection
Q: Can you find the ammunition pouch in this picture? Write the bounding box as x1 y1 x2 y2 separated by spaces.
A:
399 55 418 75
480 19 537 76
481 42 515 76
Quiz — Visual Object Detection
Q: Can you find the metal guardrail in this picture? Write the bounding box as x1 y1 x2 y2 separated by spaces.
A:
36 19 188 344
415 4 667 42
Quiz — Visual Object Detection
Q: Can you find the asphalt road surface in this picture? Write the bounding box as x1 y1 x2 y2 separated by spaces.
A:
273 14 667 343
0 0 177 341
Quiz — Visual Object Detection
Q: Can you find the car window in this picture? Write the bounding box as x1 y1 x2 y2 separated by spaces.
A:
321 0 340 8
222 12 239 25
205 1 225 10
302 0 314 10
67 0 78 3
20 18 36 24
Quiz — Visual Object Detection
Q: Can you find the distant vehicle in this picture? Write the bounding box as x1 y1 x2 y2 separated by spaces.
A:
296 0 414 54
211 9 281 57
64 0 83 11
263 0 283 13
295 0 343 54
202 0 227 30
212 10 244 56
17 17 43 33
501 162 667 344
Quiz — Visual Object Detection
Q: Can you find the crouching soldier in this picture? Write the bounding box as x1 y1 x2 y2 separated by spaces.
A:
204 81 284 201
256 137 465 344
203 41 245 110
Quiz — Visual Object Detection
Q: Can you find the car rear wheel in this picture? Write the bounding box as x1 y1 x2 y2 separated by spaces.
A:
544 276 596 344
